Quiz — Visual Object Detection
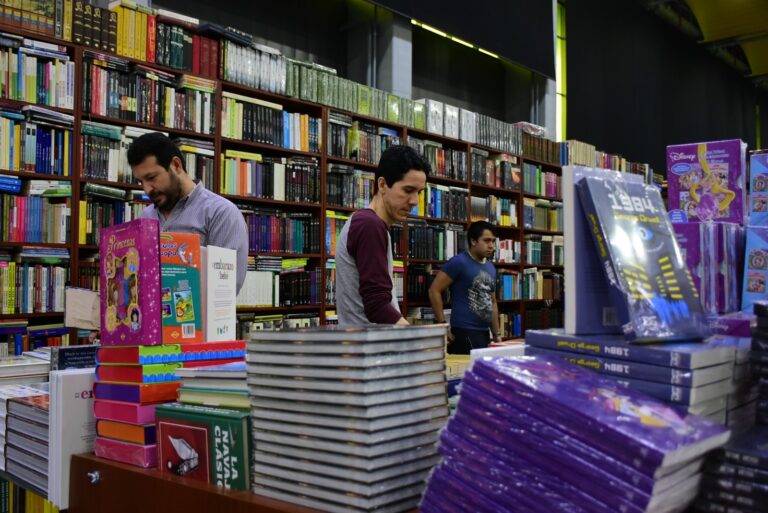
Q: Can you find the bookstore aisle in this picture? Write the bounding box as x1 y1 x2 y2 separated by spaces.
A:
1 1 768 513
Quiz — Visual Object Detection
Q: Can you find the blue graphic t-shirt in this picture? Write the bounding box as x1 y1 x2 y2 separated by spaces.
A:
441 251 496 331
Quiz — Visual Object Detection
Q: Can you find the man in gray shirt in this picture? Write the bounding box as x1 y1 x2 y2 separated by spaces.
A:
336 145 430 326
127 132 249 293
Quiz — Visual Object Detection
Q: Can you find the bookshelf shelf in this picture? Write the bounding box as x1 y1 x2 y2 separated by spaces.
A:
524 298 562 304
0 22 77 48
237 305 322 313
325 205 356 213
490 224 521 231
0 97 74 115
522 156 561 169
494 261 521 267
0 312 66 320
428 175 469 187
497 299 522 305
408 214 468 225
81 179 142 190
326 156 378 170
249 252 321 259
0 242 69 249
470 182 521 196
524 263 564 269
223 194 322 209
523 192 562 202
408 258 447 264
330 109 405 132
220 137 321 158
81 113 216 141
0 170 73 181
85 47 215 82
405 127 470 150
472 143 520 156
525 228 563 236
220 80 324 115
77 244 99 251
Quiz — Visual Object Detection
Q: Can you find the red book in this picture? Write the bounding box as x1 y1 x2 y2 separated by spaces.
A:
146 14 157 63
192 34 200 75
209 39 218 80
199 36 210 78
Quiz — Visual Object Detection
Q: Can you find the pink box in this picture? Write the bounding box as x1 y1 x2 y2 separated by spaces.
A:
94 399 157 425
94 436 157 468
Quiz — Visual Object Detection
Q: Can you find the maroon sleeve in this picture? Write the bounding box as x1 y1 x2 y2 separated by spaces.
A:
347 211 402 324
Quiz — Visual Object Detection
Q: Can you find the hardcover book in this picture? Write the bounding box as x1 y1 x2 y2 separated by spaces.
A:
200 246 236 342
160 232 203 343
470 356 730 473
525 329 735 369
95 362 182 384
750 152 768 226
666 139 747 225
720 425 768 469
577 174 709 341
94 399 157 424
563 166 642 335
99 218 162 346
93 436 156 468
93 381 180 404
155 402 251 490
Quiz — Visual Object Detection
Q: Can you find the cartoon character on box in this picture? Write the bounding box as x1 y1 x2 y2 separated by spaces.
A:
104 249 141 333
747 271 766 293
749 249 768 270
689 144 736 221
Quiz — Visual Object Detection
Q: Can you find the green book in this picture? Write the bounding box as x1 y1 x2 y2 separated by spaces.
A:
155 402 251 491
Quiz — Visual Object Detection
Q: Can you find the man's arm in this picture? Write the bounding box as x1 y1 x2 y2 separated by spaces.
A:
428 271 453 324
347 215 403 324
207 203 250 294
491 294 502 341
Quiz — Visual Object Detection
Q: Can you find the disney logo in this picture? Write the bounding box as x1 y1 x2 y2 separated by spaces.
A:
669 152 695 162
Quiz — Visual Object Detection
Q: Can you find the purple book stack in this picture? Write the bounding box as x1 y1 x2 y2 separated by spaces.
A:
421 356 730 513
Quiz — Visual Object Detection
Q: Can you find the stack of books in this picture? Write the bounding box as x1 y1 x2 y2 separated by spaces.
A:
421 356 730 513
752 301 768 426
694 426 768 511
4 392 49 493
0 383 49 473
176 360 248 409
525 330 746 423
94 340 246 468
246 325 449 513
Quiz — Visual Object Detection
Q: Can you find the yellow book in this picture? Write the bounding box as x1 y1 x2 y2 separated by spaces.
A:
63 0 73 41
126 6 135 59
78 199 87 244
137 9 146 62
63 129 70 176
224 149 261 161
13 123 21 170
219 153 226 194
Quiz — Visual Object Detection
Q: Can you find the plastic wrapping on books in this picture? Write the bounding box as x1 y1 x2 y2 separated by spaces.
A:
577 173 710 342
471 356 730 475
94 437 157 468
425 467 520 513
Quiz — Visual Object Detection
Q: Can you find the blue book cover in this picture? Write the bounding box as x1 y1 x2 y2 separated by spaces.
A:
720 425 768 469
525 329 735 369
577 174 709 342
524 345 733 387
749 152 768 226
741 226 768 312
563 166 643 335
470 356 730 473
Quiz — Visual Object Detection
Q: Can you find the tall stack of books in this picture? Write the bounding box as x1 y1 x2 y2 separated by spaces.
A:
421 356 730 513
246 325 449 513
5 392 49 493
175 359 247 410
0 383 49 473
694 426 768 512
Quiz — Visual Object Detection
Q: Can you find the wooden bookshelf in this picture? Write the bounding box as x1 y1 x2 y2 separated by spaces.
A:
0 20 564 336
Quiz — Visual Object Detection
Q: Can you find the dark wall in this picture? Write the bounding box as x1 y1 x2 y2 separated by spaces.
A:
411 28 534 123
567 0 762 174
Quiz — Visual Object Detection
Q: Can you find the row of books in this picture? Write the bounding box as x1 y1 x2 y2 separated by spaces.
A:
327 113 400 165
470 148 520 190
0 319 70 355
325 164 374 210
0 105 74 176
77 193 147 245
497 269 521 301
524 234 564 266
523 197 563 233
0 32 75 109
221 92 321 153
82 51 216 135
406 221 466 261
523 162 560 198
324 210 349 257
242 210 321 255
469 195 517 227
412 184 469 222
560 139 654 183
220 153 321 203
324 259 401 306
409 137 468 182
521 268 563 301
499 311 522 338
237 265 321 308
0 193 70 243
405 264 439 302
0 262 67 314
495 239 521 264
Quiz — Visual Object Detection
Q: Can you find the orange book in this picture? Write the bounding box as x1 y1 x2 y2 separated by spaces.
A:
94 381 181 404
97 419 156 445
160 232 203 343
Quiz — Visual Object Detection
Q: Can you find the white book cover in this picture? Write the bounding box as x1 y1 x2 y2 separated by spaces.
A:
47 368 96 511
201 246 237 341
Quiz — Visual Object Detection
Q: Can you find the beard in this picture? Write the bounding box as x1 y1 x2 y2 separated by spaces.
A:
151 171 184 211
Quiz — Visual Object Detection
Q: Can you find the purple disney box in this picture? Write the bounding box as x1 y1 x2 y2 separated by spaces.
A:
667 139 747 225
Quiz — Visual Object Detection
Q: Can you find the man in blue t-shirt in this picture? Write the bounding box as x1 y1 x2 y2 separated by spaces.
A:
428 221 500 353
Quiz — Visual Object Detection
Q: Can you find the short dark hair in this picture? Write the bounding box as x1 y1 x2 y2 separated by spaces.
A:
467 221 497 245
374 145 431 193
126 132 185 171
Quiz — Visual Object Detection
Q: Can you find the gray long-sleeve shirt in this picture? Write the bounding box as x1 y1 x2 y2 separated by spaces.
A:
140 182 249 293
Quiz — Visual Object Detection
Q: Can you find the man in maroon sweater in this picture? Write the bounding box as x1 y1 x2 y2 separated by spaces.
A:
335 145 431 326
